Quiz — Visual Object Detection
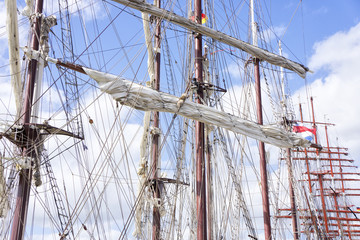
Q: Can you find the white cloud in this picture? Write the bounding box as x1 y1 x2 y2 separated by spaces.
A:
47 0 105 22
261 25 286 44
294 22 360 159
309 23 360 73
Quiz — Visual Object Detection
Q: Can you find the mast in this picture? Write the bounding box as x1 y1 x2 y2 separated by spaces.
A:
279 41 299 239
250 1 271 239
286 145 299 240
324 126 343 237
152 0 161 238
11 0 44 239
204 46 213 240
194 0 207 239
134 2 154 237
299 103 313 193
310 97 329 236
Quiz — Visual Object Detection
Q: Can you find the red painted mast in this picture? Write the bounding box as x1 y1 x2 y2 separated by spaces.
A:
152 0 161 238
276 98 360 237
251 1 271 238
324 126 344 235
194 0 207 239
337 146 353 239
315 173 330 234
11 0 44 239
299 103 313 193
310 97 329 236
254 58 272 240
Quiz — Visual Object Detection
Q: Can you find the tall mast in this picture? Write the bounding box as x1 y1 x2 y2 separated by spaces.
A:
324 126 344 237
194 0 207 239
310 97 330 235
279 41 299 239
299 103 313 193
152 0 161 238
204 45 213 240
250 0 272 239
11 0 44 239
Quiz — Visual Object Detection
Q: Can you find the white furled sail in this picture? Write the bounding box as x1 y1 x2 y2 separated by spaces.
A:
5 0 22 116
0 160 9 218
111 0 309 78
83 67 311 148
133 7 154 237
20 48 313 148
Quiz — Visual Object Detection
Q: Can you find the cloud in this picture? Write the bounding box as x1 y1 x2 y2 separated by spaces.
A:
19 89 144 238
261 25 286 44
50 0 105 22
294 22 360 159
309 23 360 73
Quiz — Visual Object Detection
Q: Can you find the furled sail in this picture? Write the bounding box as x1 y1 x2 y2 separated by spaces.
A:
5 0 22 116
111 0 309 78
0 155 9 218
83 67 311 148
22 47 312 148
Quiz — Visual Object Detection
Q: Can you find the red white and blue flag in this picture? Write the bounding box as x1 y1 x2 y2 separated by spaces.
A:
292 124 316 142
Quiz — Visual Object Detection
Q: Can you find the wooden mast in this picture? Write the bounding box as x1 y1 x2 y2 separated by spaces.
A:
250 0 271 239
299 103 313 193
279 41 299 239
204 46 213 240
310 97 330 236
152 0 161 238
194 0 207 239
286 148 299 240
11 0 44 239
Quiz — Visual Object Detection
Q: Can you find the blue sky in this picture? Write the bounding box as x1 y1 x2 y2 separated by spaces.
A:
264 1 360 68
259 1 360 161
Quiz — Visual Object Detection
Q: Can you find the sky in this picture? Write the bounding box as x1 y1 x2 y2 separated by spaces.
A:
262 1 360 162
301 2 360 161
0 0 360 238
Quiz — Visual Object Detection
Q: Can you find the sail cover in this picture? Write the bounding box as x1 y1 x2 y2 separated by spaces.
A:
6 0 22 115
83 67 311 148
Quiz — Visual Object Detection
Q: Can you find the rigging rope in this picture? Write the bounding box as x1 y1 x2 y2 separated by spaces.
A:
216 127 258 239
